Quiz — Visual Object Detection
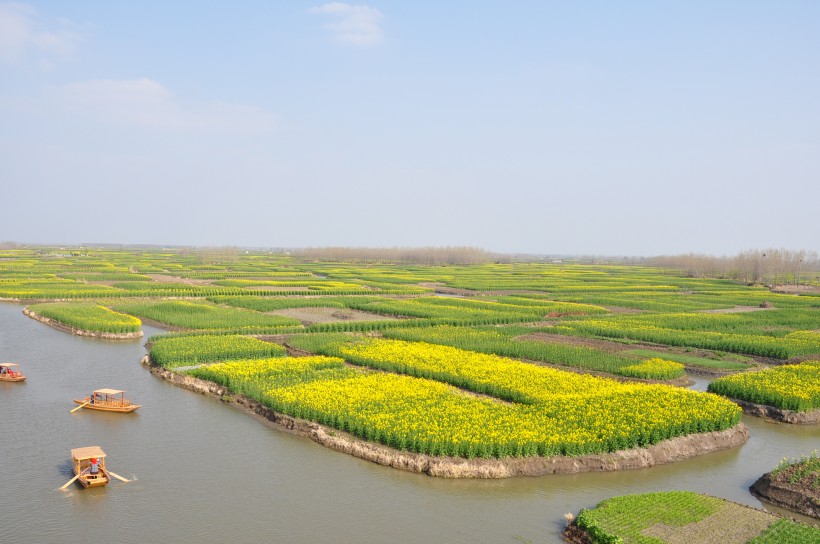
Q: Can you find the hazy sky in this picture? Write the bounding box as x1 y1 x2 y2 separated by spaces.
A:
2 2 818 255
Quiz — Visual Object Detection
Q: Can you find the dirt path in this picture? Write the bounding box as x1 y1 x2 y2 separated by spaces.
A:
146 274 215 286
270 307 396 325
698 306 776 314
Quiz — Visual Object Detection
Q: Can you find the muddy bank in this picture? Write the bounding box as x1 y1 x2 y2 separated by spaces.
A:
143 356 748 478
23 307 143 340
729 397 820 424
751 472 820 520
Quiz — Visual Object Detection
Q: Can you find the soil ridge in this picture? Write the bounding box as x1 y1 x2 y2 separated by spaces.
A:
143 356 749 478
729 397 820 424
23 307 143 340
750 472 820 520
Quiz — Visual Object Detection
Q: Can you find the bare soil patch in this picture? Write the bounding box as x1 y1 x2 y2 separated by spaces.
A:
643 501 775 544
270 307 397 325
147 274 215 286
601 305 644 314
245 285 309 291
772 284 820 295
145 357 748 478
698 306 776 314
519 332 638 353
417 282 548 297
520 332 766 376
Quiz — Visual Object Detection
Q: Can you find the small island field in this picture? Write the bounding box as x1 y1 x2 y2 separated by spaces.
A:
143 354 748 478
751 452 820 520
23 303 143 339
564 491 820 544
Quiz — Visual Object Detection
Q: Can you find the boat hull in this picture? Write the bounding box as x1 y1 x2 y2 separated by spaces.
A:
0 375 26 382
76 471 110 488
73 399 141 413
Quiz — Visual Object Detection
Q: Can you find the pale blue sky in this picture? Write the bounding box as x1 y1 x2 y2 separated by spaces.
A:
2 1 818 255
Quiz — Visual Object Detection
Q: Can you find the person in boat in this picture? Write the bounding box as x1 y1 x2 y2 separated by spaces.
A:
89 458 99 477
89 393 94 404
0 366 5 374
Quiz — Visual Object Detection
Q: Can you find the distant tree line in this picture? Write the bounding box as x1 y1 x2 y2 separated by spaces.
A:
296 246 494 265
649 249 820 285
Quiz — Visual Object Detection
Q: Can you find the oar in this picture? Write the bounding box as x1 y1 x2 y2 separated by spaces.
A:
70 402 90 413
106 469 130 483
59 474 80 490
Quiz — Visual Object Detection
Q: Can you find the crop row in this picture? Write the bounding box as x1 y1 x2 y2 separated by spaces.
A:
550 320 820 359
149 334 286 368
381 325 683 380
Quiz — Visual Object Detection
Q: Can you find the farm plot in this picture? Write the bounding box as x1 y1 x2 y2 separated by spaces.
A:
573 491 819 544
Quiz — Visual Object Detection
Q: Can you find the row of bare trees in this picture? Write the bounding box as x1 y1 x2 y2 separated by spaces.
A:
649 249 820 286
295 246 494 265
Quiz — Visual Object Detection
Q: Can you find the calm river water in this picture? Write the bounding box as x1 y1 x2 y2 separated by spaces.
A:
0 302 817 544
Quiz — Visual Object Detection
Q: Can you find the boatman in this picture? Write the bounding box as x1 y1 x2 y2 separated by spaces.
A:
90 458 99 477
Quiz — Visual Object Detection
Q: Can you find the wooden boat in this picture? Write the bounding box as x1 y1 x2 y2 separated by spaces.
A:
73 388 141 413
0 363 26 382
71 446 110 488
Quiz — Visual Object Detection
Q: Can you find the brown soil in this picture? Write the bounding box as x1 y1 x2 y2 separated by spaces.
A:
698 306 776 314
270 307 397 326
562 523 592 544
772 284 820 295
729 398 820 424
23 307 143 340
642 502 775 543
246 285 310 291
416 282 547 297
144 356 748 478
601 306 644 314
750 469 820 519
146 274 215 286
519 332 765 376
519 332 633 353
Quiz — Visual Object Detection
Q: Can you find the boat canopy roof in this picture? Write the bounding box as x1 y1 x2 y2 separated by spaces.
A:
71 446 107 460
93 388 125 395
0 363 20 368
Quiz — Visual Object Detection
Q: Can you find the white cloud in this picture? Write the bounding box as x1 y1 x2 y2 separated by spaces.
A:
0 2 81 64
54 78 276 135
309 3 383 46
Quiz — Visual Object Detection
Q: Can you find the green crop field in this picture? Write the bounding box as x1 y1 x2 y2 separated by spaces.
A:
575 491 820 544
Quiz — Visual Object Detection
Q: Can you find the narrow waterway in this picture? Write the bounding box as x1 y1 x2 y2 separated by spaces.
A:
0 302 817 543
